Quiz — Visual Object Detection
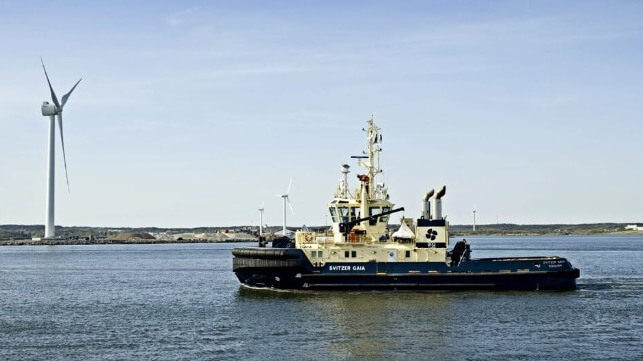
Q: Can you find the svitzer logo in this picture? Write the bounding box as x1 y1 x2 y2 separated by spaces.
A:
426 228 438 240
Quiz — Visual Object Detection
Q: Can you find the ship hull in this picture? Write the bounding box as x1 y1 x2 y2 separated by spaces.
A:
232 248 580 291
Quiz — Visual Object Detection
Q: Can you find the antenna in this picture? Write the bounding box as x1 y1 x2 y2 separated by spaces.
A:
341 164 350 198
40 58 82 238
351 116 384 200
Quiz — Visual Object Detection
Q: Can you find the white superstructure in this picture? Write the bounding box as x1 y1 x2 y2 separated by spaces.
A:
294 117 450 265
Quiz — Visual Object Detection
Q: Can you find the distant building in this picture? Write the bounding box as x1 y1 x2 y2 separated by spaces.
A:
625 225 643 231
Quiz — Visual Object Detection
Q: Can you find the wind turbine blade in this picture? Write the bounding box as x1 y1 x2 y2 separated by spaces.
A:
40 58 60 109
286 177 292 194
61 78 82 108
57 114 70 192
287 198 295 216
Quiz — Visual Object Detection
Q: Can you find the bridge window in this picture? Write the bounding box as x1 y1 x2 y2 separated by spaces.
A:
329 208 340 223
349 207 360 221
351 250 357 258
339 207 350 223
344 250 350 258
337 207 361 222
369 207 381 225
380 207 391 222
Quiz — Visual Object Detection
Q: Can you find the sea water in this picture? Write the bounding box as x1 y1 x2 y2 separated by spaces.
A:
1 236 641 360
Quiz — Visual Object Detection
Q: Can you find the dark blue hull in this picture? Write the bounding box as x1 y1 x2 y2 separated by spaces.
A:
232 248 580 291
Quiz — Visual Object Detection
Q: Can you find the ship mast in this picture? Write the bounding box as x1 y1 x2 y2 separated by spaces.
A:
355 116 382 199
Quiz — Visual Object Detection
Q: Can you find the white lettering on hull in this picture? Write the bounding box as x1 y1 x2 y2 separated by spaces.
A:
542 260 566 268
328 265 366 271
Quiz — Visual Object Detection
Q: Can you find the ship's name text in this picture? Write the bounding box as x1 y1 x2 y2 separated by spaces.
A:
328 265 366 271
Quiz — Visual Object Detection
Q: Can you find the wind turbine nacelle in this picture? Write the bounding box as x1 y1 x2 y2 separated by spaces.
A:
41 101 57 116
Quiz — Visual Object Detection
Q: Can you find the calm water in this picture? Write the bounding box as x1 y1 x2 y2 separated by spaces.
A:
1 236 641 360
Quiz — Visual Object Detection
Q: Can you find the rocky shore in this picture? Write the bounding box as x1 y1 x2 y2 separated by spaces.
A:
0 238 256 246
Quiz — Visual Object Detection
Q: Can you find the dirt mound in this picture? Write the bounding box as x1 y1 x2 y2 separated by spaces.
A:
106 232 156 241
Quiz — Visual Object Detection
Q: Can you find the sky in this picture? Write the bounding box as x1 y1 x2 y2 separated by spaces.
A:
1 0 642 228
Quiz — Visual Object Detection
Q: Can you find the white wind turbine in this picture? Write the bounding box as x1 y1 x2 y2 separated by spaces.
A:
258 203 265 236
40 58 82 238
276 178 294 237
473 205 477 232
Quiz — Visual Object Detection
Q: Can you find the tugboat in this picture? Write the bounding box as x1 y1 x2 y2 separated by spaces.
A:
233 117 580 290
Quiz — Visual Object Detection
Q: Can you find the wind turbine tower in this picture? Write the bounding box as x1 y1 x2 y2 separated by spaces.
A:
276 178 294 237
473 209 477 232
258 204 265 236
40 59 82 238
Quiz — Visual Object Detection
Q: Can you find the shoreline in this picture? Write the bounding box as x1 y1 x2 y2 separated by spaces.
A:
0 238 257 246
2 231 641 247
451 230 643 237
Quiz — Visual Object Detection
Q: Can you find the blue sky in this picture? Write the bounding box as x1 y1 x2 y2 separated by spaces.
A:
1 0 642 227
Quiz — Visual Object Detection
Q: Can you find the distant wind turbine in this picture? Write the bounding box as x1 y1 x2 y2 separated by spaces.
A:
258 203 265 236
40 58 82 238
276 178 294 237
473 206 477 232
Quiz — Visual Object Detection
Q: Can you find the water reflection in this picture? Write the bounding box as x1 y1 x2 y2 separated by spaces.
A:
237 287 454 359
